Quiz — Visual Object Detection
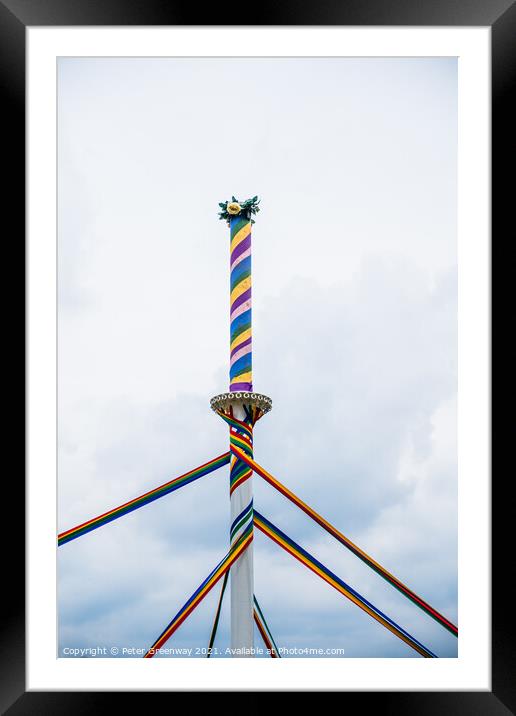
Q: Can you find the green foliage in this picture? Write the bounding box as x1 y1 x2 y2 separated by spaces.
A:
218 196 260 224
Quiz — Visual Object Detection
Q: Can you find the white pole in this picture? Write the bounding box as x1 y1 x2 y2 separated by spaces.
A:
230 402 254 657
210 392 271 655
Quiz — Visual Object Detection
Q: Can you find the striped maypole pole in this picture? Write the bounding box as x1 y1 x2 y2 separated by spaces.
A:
211 196 272 657
229 209 253 391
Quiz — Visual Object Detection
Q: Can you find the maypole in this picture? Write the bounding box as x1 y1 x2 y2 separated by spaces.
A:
211 196 271 657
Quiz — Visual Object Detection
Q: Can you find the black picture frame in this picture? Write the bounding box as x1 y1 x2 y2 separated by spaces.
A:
5 0 510 711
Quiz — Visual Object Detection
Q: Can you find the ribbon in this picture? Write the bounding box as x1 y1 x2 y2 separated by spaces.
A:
254 511 436 658
58 452 230 546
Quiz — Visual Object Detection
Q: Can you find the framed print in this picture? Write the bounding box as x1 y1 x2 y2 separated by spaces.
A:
3 0 511 710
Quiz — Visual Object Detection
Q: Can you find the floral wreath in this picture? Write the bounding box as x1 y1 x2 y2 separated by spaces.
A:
218 196 260 224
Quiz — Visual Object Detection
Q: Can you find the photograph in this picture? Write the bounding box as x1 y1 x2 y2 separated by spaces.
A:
56 56 459 660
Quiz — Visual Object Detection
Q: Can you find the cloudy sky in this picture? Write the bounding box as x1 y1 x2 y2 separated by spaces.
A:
57 57 457 659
